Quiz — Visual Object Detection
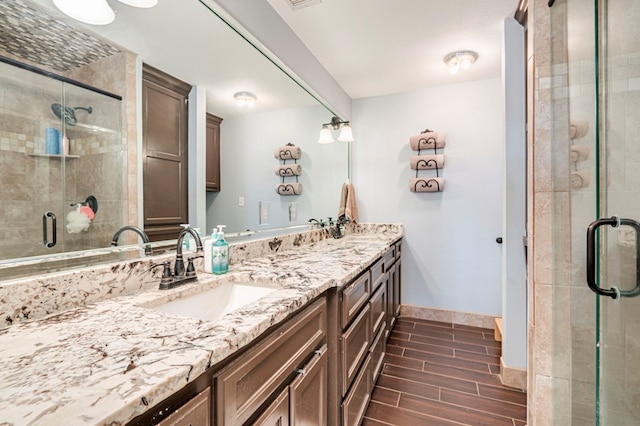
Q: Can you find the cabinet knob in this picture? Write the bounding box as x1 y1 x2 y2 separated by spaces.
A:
496 237 503 244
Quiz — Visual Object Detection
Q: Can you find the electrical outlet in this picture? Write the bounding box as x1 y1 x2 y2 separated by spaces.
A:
238 196 245 207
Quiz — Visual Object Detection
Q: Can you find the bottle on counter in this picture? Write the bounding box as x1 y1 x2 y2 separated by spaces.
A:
212 225 228 275
203 228 218 274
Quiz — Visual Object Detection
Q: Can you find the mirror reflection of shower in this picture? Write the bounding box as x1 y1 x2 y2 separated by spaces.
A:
51 103 93 126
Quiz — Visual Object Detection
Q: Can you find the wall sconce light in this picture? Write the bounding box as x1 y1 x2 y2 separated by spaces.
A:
53 0 158 26
234 91 257 107
444 50 478 75
317 116 354 144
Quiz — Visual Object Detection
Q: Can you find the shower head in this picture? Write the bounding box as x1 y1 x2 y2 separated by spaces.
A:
51 103 93 126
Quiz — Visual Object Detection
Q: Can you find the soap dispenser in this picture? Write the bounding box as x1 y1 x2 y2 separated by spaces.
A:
203 228 218 274
212 225 229 275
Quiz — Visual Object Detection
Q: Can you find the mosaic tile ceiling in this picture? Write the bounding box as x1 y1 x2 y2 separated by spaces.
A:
0 0 121 72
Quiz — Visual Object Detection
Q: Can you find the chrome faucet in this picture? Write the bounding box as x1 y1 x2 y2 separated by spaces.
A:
111 225 152 255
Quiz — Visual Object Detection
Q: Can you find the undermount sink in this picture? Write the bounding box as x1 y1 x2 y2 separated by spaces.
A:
150 282 279 322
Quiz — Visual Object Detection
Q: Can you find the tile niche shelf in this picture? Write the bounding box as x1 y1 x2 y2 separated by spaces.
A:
29 153 80 159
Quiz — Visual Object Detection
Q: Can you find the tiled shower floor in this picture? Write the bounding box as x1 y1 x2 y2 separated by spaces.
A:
363 318 527 426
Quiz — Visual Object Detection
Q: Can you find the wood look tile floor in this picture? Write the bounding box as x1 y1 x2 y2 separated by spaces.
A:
363 318 527 426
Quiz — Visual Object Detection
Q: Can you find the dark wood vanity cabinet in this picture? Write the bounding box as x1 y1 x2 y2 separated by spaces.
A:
128 239 402 426
205 113 222 192
327 240 403 426
157 388 210 426
214 297 327 425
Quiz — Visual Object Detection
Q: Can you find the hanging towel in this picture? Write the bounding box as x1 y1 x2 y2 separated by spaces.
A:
276 182 303 195
337 183 348 218
569 145 590 162
345 183 359 223
409 132 445 151
275 164 302 176
410 154 445 170
274 145 302 160
409 177 444 193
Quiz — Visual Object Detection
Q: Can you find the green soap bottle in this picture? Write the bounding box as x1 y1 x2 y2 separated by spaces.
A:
212 225 228 275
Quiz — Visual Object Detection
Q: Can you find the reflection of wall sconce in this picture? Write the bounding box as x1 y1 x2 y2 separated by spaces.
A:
53 0 158 26
444 50 478 75
234 91 257 107
317 116 354 144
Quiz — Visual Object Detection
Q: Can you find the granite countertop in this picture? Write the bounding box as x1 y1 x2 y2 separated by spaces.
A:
0 229 402 425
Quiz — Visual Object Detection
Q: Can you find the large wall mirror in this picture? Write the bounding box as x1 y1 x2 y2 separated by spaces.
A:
0 0 349 280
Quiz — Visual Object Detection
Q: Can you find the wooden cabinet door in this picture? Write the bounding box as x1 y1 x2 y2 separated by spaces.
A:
157 388 210 426
205 113 222 192
290 345 327 426
253 388 290 426
142 64 191 241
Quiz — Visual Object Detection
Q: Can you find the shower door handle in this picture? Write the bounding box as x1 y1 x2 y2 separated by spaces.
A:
586 216 640 299
42 211 57 248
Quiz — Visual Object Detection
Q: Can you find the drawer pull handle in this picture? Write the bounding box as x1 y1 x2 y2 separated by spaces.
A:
296 368 306 376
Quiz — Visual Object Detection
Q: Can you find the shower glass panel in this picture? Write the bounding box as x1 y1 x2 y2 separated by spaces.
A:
550 0 640 424
0 59 124 264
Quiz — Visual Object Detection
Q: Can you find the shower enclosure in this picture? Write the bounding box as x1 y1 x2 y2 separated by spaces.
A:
549 0 640 424
0 58 124 264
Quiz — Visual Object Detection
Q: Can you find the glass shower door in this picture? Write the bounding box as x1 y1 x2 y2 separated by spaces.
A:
589 0 640 424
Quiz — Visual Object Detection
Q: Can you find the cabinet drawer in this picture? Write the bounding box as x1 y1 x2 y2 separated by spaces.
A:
341 271 371 329
369 281 387 336
382 247 395 272
157 388 210 426
341 303 371 397
370 324 386 386
370 257 385 291
215 298 326 426
341 354 372 426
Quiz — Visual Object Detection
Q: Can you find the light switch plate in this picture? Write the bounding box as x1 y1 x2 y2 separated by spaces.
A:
238 196 245 207
259 202 269 225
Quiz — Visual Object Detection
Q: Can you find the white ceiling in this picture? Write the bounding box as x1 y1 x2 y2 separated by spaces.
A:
265 0 520 99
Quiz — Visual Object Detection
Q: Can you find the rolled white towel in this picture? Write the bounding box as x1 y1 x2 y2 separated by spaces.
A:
570 172 590 189
276 182 303 195
409 132 445 151
274 145 301 160
410 154 445 170
275 164 302 176
570 120 589 139
409 177 444 192
570 145 590 162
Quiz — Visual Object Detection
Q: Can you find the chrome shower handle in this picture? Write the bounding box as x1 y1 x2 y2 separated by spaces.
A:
42 211 57 248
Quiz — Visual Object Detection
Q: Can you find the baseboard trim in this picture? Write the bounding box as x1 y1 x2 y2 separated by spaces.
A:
500 357 527 391
399 305 497 329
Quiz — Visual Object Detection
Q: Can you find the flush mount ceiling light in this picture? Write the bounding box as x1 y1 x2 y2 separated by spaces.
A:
317 116 354 144
53 0 158 26
234 91 257 107
444 50 478 75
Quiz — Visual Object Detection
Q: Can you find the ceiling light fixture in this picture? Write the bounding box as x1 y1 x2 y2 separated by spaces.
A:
444 50 478 75
234 91 257 107
53 0 158 26
317 116 354 144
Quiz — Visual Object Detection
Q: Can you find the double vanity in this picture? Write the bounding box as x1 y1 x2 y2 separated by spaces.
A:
0 224 402 425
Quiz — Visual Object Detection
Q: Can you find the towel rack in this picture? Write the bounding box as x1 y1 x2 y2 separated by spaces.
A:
275 143 303 195
409 128 445 193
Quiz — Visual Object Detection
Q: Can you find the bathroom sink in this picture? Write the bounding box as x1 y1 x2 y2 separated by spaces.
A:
150 282 279 322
